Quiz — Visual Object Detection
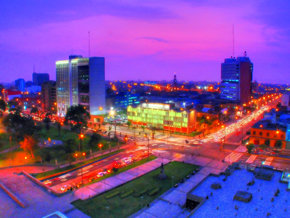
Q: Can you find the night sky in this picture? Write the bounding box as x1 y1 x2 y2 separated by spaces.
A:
0 0 290 83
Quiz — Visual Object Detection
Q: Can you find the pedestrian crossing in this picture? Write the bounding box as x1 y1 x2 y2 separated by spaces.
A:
246 155 257 164
224 152 243 163
263 157 273 166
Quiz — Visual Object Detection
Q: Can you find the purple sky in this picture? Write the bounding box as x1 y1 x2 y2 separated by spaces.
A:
0 0 290 84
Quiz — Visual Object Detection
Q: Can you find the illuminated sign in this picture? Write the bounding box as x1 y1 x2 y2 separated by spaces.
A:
141 103 170 110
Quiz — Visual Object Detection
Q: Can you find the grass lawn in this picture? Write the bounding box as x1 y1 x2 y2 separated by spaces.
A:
0 132 18 152
84 155 157 187
73 161 198 218
33 149 124 180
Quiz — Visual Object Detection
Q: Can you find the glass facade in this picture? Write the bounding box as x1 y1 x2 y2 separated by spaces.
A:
56 56 106 117
127 103 196 133
220 56 253 103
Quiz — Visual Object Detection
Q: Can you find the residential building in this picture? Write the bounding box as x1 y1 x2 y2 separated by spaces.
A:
220 52 253 103
41 81 56 113
56 55 105 117
15 79 25 92
127 103 196 133
33 73 49 86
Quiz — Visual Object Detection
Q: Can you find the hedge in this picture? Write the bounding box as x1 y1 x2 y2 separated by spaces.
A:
105 190 120 199
148 187 160 196
120 190 134 199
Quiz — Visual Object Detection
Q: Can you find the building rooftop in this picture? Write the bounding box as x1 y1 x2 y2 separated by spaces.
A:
252 120 287 132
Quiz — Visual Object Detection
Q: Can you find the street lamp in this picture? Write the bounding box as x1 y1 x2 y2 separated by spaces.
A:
79 133 84 151
98 143 103 152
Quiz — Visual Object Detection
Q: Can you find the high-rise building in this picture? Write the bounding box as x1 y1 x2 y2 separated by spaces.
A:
33 73 49 86
56 55 106 117
220 52 253 103
15 78 26 92
41 81 56 113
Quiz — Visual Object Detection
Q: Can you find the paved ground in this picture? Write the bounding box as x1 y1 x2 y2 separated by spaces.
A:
0 166 88 218
132 155 229 218
74 158 170 200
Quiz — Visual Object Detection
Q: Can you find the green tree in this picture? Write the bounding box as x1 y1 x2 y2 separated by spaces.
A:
30 107 39 114
88 133 102 150
246 144 255 154
56 122 61 136
8 100 20 112
43 116 51 131
0 99 6 111
20 135 37 158
3 110 36 141
65 105 90 133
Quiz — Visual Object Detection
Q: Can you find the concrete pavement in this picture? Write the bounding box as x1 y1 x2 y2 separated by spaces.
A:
0 166 88 218
74 157 171 200
132 154 229 218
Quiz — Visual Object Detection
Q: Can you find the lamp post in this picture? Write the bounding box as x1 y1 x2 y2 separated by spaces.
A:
79 133 84 151
98 143 103 154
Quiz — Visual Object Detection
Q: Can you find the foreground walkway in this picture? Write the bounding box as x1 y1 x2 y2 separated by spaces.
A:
0 166 88 218
74 158 170 200
133 154 229 218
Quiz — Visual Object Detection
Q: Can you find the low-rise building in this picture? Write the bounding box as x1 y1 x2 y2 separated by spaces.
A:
127 103 196 133
249 120 287 149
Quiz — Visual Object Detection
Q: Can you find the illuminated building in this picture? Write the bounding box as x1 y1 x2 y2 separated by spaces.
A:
41 81 56 113
220 52 253 103
111 92 141 109
56 55 106 117
127 103 196 133
249 120 287 149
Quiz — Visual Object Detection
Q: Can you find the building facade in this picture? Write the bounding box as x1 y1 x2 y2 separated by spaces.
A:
113 92 141 109
249 120 287 149
220 53 253 103
33 73 49 86
56 55 105 117
281 93 290 111
15 79 26 92
127 103 196 133
41 81 56 113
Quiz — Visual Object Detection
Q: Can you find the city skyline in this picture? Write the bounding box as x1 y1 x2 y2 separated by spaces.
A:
1 0 290 84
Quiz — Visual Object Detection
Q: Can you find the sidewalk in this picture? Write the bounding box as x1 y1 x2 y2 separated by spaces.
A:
74 157 170 200
132 155 228 218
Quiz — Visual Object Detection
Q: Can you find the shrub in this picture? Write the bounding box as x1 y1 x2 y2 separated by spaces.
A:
134 188 148 197
148 187 160 196
105 190 120 199
120 190 134 199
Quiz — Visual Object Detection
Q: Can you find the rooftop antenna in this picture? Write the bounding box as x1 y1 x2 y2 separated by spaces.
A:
33 64 35 73
88 31 91 57
232 24 235 57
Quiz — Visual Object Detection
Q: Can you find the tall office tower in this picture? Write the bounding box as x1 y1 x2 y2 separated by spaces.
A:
220 52 253 103
33 73 49 86
15 78 26 92
56 55 106 117
41 81 56 113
